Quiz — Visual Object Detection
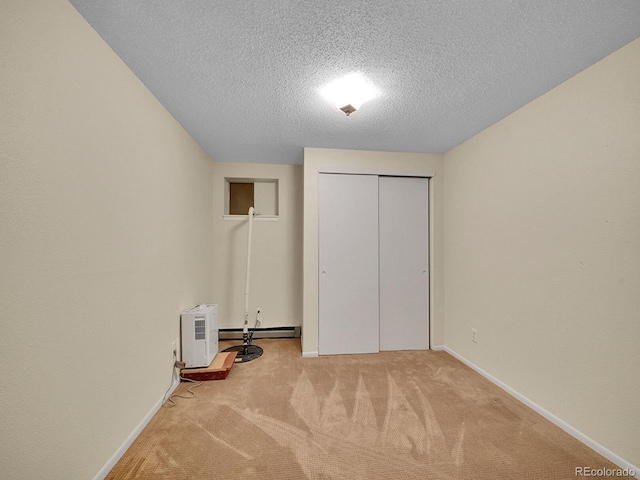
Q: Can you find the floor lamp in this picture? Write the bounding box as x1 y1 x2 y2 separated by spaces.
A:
222 206 263 363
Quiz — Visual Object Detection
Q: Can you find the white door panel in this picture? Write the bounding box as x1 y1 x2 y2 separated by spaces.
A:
379 176 429 350
318 174 379 355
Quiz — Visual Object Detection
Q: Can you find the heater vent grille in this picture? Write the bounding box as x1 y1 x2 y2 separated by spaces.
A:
194 318 206 340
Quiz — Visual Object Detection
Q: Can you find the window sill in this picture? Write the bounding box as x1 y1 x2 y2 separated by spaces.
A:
223 215 279 222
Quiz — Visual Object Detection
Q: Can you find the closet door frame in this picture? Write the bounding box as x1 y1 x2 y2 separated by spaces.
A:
317 167 435 353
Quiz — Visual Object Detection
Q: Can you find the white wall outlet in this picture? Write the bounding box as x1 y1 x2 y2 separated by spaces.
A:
172 337 181 360
472 328 478 343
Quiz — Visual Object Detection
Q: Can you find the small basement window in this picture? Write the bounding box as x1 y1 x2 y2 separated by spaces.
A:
229 182 254 216
225 178 279 219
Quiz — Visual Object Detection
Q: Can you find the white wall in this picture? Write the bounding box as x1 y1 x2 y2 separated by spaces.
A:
444 38 640 468
0 1 214 478
303 148 444 355
212 162 303 329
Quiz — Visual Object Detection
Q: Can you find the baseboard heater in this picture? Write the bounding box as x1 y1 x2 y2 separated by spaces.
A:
219 326 300 340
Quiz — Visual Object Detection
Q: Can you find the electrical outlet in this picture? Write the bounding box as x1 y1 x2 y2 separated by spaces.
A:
172 337 181 360
171 338 185 373
472 328 478 343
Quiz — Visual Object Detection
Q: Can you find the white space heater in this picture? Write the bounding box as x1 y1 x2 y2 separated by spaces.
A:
181 304 218 368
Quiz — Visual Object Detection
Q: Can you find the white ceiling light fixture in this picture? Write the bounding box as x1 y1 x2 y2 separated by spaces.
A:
320 72 380 116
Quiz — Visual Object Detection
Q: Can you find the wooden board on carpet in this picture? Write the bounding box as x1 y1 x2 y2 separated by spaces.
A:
180 351 237 381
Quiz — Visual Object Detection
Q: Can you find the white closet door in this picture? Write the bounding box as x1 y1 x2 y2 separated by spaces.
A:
379 176 429 351
319 173 379 355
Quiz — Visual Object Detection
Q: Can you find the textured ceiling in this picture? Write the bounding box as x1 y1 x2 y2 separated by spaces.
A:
68 0 640 164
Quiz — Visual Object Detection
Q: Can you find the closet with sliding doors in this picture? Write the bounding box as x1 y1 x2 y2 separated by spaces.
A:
318 171 430 355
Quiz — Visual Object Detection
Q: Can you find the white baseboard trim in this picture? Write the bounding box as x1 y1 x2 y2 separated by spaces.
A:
430 345 445 351
93 378 180 480
302 351 319 357
443 347 639 479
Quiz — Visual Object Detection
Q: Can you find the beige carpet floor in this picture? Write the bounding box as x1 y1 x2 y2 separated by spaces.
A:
107 339 620 479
